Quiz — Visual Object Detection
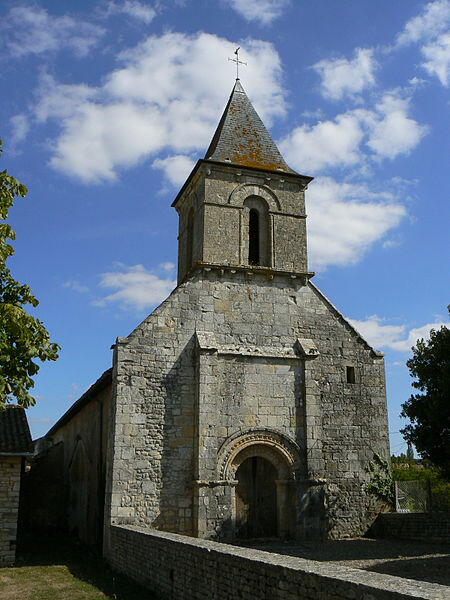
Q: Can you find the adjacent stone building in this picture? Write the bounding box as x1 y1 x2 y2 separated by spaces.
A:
0 406 33 565
34 80 390 548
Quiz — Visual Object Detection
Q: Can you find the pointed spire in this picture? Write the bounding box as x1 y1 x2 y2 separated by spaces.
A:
205 80 297 174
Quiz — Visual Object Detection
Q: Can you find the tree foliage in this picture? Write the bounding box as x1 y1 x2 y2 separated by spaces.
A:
391 455 450 511
0 140 59 409
401 311 450 478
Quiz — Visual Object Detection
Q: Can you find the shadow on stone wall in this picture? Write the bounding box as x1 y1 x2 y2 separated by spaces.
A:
153 336 196 535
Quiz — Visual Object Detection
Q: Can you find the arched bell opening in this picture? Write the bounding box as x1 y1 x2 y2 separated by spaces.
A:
243 196 271 267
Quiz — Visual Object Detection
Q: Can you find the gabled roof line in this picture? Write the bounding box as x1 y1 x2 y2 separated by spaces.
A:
308 282 384 357
45 368 112 438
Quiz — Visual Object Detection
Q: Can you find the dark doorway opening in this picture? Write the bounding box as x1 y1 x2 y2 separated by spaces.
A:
236 456 277 538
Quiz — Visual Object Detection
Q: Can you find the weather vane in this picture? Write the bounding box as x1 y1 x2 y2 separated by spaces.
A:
228 47 247 80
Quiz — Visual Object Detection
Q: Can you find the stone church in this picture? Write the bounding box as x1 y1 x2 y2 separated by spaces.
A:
31 80 390 547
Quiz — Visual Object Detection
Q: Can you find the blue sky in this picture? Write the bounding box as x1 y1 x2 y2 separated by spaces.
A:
1 0 449 454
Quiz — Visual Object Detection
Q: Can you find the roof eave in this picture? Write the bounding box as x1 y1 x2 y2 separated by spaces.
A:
171 159 203 207
45 368 112 438
171 159 313 208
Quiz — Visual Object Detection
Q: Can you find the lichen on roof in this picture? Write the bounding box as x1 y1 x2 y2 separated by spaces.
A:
205 79 297 174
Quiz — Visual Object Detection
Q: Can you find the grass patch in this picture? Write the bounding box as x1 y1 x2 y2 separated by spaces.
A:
0 534 159 600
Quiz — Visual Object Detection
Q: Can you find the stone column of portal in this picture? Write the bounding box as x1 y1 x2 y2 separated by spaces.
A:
275 479 292 539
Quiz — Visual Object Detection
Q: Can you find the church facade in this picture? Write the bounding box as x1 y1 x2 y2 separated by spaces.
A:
34 81 390 545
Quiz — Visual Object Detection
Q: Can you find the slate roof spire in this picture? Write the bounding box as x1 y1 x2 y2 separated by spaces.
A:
204 80 297 174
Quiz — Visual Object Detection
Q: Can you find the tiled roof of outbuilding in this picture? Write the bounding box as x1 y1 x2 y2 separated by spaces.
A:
204 79 297 174
0 406 33 454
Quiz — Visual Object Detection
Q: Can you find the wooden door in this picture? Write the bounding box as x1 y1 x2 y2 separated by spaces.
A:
236 456 277 538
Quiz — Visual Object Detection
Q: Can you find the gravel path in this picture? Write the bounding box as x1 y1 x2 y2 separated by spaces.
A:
241 538 450 587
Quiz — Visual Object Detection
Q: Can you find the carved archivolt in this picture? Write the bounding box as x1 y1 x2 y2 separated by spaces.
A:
228 183 281 212
217 429 301 481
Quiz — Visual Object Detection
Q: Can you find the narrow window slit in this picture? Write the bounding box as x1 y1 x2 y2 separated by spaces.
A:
346 366 356 384
248 209 260 265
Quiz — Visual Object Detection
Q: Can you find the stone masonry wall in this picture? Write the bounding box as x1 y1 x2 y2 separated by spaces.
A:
176 164 308 282
370 512 450 545
0 456 22 566
106 524 448 600
104 265 389 541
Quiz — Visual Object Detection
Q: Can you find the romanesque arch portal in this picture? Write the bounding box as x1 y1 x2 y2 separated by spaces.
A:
218 431 299 539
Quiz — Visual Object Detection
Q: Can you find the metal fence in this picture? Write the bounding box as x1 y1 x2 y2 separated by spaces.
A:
394 480 430 512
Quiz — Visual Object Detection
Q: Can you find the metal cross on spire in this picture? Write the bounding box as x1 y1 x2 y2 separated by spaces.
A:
228 47 247 80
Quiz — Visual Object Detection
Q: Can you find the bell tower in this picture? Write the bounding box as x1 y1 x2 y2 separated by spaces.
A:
172 80 314 284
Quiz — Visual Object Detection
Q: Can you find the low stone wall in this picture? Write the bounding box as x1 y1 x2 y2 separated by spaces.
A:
106 525 448 599
370 512 450 544
0 456 22 566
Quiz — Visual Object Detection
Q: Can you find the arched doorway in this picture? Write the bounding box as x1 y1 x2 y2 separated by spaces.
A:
236 456 277 538
218 431 301 540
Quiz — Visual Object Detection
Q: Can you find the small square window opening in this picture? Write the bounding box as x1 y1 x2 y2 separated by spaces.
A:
346 366 356 384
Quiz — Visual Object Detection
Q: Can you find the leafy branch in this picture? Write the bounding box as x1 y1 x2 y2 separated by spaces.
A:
0 139 59 409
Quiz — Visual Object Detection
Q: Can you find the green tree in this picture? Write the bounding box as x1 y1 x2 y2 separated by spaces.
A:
0 140 59 409
401 310 450 478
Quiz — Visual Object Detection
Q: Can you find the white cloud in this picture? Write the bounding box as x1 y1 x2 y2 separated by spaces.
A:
35 32 285 182
280 90 426 173
408 76 427 86
34 75 96 122
422 32 450 85
307 177 406 270
395 1 450 87
367 93 428 159
348 315 405 349
393 322 450 351
348 315 450 352
160 262 175 272
279 111 367 172
9 114 29 146
94 263 176 310
396 0 450 46
106 1 156 24
313 48 377 100
50 102 167 181
225 0 290 25
63 280 89 293
2 5 104 58
153 155 196 186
